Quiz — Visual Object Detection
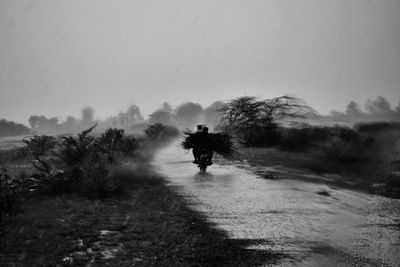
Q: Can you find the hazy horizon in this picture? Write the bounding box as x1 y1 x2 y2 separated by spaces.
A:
1 0 400 125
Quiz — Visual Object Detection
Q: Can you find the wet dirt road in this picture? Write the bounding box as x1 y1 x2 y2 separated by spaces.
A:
154 141 400 266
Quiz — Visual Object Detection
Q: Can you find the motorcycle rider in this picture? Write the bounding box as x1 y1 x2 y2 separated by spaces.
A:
192 124 203 163
193 126 213 165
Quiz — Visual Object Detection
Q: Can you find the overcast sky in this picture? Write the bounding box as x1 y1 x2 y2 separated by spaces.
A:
1 0 399 124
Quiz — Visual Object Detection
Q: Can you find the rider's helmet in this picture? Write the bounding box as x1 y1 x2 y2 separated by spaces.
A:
202 127 209 133
196 124 203 132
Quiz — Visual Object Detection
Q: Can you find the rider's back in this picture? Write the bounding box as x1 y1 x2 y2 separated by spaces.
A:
197 132 211 149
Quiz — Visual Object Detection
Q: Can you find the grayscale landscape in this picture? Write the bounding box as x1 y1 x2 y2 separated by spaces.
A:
0 1 399 266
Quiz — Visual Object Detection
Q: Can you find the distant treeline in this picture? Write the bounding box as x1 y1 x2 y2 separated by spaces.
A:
2 101 224 137
147 101 225 130
2 95 400 137
25 101 225 135
28 107 101 133
0 119 31 137
328 96 400 121
26 106 146 134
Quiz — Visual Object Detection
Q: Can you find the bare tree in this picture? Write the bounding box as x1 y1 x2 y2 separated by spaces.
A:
260 96 316 120
218 96 315 129
217 96 316 146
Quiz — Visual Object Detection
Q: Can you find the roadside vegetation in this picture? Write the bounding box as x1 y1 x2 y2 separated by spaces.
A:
0 123 281 266
217 96 400 198
0 124 176 263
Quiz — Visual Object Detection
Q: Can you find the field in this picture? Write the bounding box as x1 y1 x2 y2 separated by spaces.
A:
0 131 279 266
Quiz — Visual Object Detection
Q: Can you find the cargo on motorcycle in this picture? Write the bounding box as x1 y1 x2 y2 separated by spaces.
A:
181 124 236 172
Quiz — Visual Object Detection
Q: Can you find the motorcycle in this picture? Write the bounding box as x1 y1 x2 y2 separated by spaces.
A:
197 148 210 172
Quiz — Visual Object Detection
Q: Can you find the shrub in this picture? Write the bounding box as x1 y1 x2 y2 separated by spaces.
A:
98 128 138 156
279 126 312 151
276 125 376 175
278 124 373 157
278 126 331 151
313 126 372 164
355 122 400 133
238 122 281 147
0 168 38 249
54 127 139 197
21 127 140 198
55 131 113 197
145 123 180 141
21 135 57 174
